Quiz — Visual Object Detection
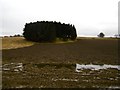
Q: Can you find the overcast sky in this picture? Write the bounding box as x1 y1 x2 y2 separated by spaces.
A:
0 0 119 37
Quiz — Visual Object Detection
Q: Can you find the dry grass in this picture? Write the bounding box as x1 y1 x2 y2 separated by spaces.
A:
2 37 76 50
2 37 35 50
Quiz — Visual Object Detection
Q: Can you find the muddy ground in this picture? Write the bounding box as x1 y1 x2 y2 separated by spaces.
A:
1 37 120 88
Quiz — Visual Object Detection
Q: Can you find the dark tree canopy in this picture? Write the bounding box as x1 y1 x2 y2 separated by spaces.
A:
23 21 77 42
97 32 105 38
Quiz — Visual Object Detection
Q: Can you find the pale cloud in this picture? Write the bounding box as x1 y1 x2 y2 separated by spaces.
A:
0 0 119 36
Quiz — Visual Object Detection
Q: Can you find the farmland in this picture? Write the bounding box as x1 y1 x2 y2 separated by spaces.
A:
1 37 120 88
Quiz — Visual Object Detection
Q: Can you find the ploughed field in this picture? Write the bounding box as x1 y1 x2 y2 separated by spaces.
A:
1 37 120 88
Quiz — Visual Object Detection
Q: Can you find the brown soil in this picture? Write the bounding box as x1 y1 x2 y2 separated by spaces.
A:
2 38 120 88
2 39 119 64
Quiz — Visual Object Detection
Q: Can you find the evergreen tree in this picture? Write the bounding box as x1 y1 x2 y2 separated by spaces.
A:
23 21 77 42
97 32 105 38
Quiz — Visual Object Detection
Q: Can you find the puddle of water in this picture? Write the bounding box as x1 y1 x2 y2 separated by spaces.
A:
76 64 120 72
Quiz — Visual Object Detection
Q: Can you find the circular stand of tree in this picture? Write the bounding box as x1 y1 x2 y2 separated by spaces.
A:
23 21 77 42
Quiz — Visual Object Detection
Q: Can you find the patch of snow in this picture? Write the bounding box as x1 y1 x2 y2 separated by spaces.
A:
76 64 120 72
15 85 26 88
19 68 23 71
92 85 100 88
52 78 78 82
3 68 10 71
96 77 100 79
14 69 19 72
16 65 23 68
114 77 119 81
109 78 114 80
3 64 9 66
11 63 14 64
0 66 2 71
82 80 89 82
81 73 90 75
2 63 23 72
17 63 23 65
108 86 120 89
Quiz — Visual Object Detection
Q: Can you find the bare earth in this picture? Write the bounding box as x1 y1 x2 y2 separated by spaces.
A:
1 37 120 88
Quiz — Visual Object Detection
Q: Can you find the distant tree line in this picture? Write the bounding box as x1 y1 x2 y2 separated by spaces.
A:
3 34 22 38
114 34 120 38
23 21 77 42
12 34 22 37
